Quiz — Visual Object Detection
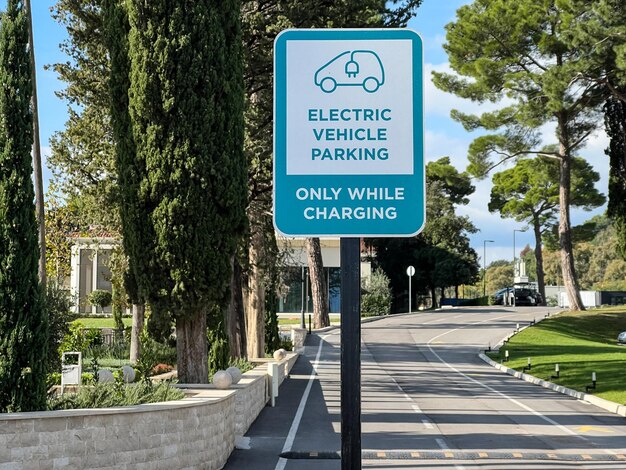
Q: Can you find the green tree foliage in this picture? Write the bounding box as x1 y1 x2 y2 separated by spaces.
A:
361 270 392 317
123 1 247 383
562 1 626 258
0 0 48 412
264 284 281 355
542 215 626 291
485 262 514 294
433 0 608 311
604 97 626 259
489 155 605 303
44 283 74 373
369 158 478 311
48 0 119 231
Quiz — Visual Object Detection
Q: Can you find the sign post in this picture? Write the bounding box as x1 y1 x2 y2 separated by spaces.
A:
406 265 415 313
274 29 424 469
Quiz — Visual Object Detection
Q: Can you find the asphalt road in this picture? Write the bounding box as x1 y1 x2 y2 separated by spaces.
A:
225 307 626 469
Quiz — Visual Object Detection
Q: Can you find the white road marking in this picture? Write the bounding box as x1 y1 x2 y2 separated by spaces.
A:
436 438 449 450
274 332 337 470
423 316 588 441
422 419 434 429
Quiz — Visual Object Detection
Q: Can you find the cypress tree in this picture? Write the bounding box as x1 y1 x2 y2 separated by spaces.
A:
125 1 246 383
0 0 48 412
604 96 626 259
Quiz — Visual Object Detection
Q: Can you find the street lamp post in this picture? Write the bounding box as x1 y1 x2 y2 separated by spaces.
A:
300 266 305 329
513 229 527 277
513 229 526 306
483 240 494 298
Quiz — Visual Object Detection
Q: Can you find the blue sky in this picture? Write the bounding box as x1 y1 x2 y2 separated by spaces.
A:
26 1 608 266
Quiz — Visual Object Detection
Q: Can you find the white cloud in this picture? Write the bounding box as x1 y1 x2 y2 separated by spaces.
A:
424 129 471 169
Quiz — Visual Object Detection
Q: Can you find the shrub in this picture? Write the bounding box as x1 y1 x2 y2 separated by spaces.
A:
361 269 392 317
87 289 112 314
227 357 254 374
135 332 177 381
278 337 293 351
47 381 185 410
208 324 230 377
59 322 90 356
45 283 76 373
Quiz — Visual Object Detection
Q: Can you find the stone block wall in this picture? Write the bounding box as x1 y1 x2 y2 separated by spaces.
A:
0 353 300 469
0 391 235 470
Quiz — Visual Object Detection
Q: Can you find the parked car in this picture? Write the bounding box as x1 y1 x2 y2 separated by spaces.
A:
618 331 626 344
512 284 542 306
493 288 512 305
493 283 542 306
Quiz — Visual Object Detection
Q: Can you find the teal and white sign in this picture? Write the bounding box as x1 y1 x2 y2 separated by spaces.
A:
273 29 424 237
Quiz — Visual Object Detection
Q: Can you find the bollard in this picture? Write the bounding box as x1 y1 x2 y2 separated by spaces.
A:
585 372 597 392
523 357 531 373
551 363 560 380
504 350 509 362
268 362 279 407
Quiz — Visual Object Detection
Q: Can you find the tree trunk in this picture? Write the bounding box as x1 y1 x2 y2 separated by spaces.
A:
558 125 584 311
306 237 329 328
531 216 546 306
245 226 265 358
227 257 246 358
430 286 437 309
129 303 145 364
25 0 46 286
175 310 208 384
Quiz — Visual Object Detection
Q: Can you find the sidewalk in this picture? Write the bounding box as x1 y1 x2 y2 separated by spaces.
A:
223 334 340 470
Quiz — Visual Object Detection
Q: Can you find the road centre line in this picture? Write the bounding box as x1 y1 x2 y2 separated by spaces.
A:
422 315 587 441
274 331 337 470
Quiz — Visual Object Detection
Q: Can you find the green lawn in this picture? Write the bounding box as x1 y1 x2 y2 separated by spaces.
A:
488 306 626 404
278 316 340 326
73 317 132 328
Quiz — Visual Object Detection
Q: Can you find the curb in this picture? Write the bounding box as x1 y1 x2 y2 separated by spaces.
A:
479 351 626 419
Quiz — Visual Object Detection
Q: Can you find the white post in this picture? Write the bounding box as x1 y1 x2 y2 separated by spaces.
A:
406 266 415 313
268 362 279 407
408 275 412 313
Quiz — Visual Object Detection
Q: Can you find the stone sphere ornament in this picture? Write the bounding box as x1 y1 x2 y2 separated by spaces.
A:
213 370 232 390
273 348 286 361
226 366 242 385
98 369 114 383
122 365 136 383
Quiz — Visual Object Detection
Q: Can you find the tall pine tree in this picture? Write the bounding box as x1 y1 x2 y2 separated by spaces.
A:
125 1 246 383
0 0 48 412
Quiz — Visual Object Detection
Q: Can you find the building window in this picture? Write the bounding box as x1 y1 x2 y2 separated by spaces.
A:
74 247 113 315
277 267 341 314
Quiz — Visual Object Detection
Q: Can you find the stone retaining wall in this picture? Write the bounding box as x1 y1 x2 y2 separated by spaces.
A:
0 353 299 469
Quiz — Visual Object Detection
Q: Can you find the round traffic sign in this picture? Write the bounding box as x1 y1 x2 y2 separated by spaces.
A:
406 266 415 276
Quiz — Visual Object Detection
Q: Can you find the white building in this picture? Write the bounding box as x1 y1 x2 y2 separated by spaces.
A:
70 237 119 314
70 235 371 316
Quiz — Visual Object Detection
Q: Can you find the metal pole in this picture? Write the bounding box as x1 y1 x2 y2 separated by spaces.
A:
341 238 361 470
513 231 516 307
408 274 412 314
483 240 494 298
300 266 305 329
483 241 487 298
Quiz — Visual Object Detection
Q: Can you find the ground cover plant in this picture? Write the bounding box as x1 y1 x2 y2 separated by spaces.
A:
48 380 185 410
489 307 626 404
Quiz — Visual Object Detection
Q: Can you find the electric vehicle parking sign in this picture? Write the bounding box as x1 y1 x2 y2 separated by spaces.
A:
273 29 425 237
